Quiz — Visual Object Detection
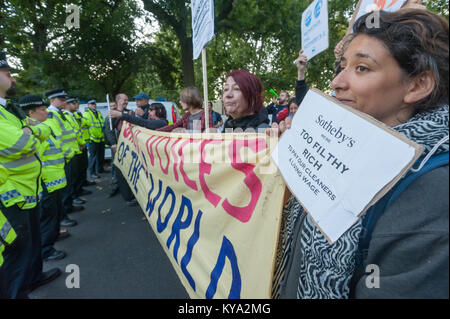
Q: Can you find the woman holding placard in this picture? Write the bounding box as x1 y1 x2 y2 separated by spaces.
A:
273 9 449 299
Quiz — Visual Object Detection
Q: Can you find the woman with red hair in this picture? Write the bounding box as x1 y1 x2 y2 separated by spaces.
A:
222 70 270 133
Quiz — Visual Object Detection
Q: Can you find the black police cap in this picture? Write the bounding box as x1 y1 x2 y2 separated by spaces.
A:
18 95 48 110
45 88 68 99
66 96 79 104
0 51 12 70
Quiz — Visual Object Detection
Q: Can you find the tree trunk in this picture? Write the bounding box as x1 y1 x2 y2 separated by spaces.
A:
180 37 195 88
32 22 48 53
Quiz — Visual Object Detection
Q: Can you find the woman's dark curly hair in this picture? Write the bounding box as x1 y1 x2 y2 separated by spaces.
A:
353 9 449 112
150 102 167 120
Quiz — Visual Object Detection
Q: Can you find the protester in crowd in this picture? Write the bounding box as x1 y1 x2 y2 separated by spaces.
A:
133 93 151 119
104 93 137 206
0 53 61 298
208 102 223 129
109 102 168 130
104 99 120 198
266 89 290 124
277 99 299 123
277 50 309 122
270 9 449 299
157 87 214 133
221 70 270 133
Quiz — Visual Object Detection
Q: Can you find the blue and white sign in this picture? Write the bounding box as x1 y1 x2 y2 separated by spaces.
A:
301 0 329 60
191 0 215 60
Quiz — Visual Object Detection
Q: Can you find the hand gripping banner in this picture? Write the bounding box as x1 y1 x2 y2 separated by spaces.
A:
114 122 285 299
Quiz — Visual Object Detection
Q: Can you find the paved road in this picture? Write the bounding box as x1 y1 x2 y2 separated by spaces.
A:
30 167 189 299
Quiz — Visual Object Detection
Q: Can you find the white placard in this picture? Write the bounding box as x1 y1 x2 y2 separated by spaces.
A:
272 89 422 244
301 0 329 60
349 0 407 32
191 0 215 60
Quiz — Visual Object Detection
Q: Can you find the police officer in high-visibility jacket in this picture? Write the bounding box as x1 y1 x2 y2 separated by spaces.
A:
19 95 68 262
0 164 17 299
71 97 95 189
65 97 93 199
83 99 105 179
62 98 87 207
0 52 61 298
44 89 82 229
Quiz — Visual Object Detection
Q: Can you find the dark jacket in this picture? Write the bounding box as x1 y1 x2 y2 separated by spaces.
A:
295 80 308 106
222 108 270 133
103 109 135 146
266 103 288 124
352 165 449 298
103 116 121 146
140 104 151 120
121 113 168 130
280 165 449 299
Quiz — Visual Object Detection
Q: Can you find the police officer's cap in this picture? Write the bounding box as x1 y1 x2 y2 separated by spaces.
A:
18 95 48 111
66 96 79 104
0 51 12 70
45 88 68 100
87 99 96 104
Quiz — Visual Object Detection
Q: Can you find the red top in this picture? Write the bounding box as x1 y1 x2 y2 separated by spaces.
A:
157 109 215 132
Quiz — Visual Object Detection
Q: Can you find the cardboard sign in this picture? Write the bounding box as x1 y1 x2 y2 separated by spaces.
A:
272 89 423 244
191 0 215 60
114 123 285 298
301 0 329 59
347 0 407 33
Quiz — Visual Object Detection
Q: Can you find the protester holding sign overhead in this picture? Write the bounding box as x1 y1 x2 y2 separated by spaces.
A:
222 70 271 133
277 50 309 122
272 9 448 299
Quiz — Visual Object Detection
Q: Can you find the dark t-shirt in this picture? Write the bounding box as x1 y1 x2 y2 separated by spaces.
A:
187 111 203 131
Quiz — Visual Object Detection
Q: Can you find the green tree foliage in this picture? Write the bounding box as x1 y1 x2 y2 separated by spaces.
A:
2 0 145 100
1 0 448 103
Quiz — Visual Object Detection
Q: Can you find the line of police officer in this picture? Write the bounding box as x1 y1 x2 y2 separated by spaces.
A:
0 52 105 298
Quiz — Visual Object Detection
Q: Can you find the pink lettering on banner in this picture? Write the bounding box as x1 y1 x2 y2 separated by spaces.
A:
132 129 143 156
156 137 171 175
222 138 267 223
123 122 132 139
145 135 163 167
178 139 198 191
199 140 223 207
170 138 182 182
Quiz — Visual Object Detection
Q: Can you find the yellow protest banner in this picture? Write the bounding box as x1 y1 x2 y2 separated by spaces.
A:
114 122 285 299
